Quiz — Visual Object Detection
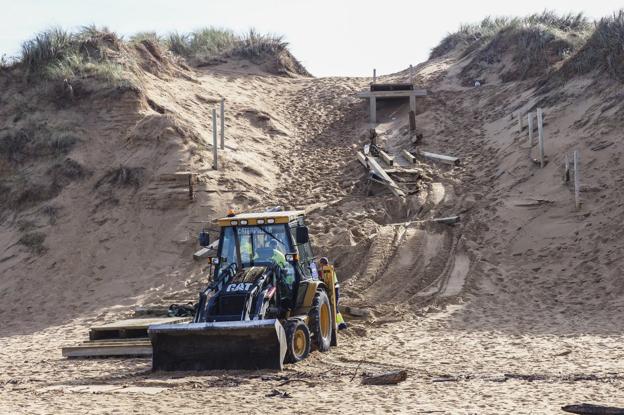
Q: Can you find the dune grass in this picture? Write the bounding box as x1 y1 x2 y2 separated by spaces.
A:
162 27 288 64
430 11 590 59
567 10 624 80
20 26 128 85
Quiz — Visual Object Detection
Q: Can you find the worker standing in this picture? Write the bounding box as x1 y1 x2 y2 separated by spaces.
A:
319 257 347 330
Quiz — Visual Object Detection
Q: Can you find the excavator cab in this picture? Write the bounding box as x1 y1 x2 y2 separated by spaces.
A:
148 210 337 371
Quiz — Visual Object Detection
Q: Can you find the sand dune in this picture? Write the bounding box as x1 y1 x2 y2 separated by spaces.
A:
2 16 624 414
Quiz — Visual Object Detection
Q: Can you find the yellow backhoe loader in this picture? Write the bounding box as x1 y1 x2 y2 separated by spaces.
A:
148 210 338 370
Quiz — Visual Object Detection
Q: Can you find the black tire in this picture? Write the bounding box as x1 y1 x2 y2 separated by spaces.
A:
284 320 311 363
308 289 333 352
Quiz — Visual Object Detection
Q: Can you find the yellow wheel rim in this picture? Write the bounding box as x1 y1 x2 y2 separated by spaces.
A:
293 329 306 356
320 303 330 339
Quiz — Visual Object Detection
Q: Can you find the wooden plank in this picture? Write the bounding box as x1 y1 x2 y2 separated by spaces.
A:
432 216 460 225
419 150 460 166
62 343 152 358
159 172 197 183
90 317 188 331
212 108 218 170
402 149 416 164
357 89 427 98
357 151 406 198
378 149 394 166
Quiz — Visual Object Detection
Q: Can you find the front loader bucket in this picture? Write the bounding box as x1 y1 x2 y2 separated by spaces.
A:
148 319 286 371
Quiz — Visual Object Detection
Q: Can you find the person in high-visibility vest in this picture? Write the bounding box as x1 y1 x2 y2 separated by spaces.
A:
319 257 347 330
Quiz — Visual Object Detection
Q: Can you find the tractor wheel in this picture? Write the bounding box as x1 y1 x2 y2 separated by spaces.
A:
309 289 333 352
284 320 311 363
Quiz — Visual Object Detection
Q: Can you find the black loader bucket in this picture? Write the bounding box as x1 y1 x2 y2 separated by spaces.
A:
148 319 287 371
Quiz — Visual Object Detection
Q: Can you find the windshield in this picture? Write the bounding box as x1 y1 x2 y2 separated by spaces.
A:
219 224 293 267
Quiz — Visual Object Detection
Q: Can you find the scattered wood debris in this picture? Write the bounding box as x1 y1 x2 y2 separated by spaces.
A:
265 389 292 398
362 370 408 385
419 150 460 166
590 141 614 151
562 403 624 415
432 216 460 225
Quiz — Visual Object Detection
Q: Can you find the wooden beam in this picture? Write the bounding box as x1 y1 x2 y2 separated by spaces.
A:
562 403 624 415
357 151 406 198
419 150 460 166
402 149 416 164
63 343 152 358
378 149 394 166
357 89 427 98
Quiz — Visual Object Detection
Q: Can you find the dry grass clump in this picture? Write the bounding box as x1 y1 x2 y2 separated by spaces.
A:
20 25 128 86
0 129 79 164
95 166 145 188
18 231 47 254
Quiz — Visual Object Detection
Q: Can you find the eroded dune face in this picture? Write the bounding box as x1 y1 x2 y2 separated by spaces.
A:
2 16 624 413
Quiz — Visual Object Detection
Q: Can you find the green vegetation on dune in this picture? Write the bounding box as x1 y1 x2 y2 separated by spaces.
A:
20 25 129 85
430 9 624 83
430 11 591 60
14 25 308 83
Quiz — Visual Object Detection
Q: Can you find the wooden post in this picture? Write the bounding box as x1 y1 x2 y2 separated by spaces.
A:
373 68 376 84
527 112 533 141
409 110 416 131
574 150 580 209
212 108 218 170
369 96 377 125
409 64 414 83
188 173 194 201
409 94 416 113
220 98 225 150
537 108 544 168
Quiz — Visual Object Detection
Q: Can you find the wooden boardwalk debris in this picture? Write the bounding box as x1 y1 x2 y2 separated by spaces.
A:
402 149 416 164
419 150 460 166
562 403 624 415
357 151 406 198
63 317 190 358
362 370 408 385
89 317 189 341
62 339 152 358
378 149 394 166
432 216 460 225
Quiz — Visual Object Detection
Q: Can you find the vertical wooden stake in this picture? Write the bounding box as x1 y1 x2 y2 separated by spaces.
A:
537 108 545 168
409 94 416 113
527 113 533 159
188 173 194 201
220 98 225 150
574 150 580 209
373 68 376 84
409 64 414 84
212 108 218 170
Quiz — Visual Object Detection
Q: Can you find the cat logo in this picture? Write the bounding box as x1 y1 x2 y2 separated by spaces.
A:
226 283 253 292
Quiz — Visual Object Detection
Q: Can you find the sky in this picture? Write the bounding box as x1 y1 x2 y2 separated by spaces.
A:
0 0 620 77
